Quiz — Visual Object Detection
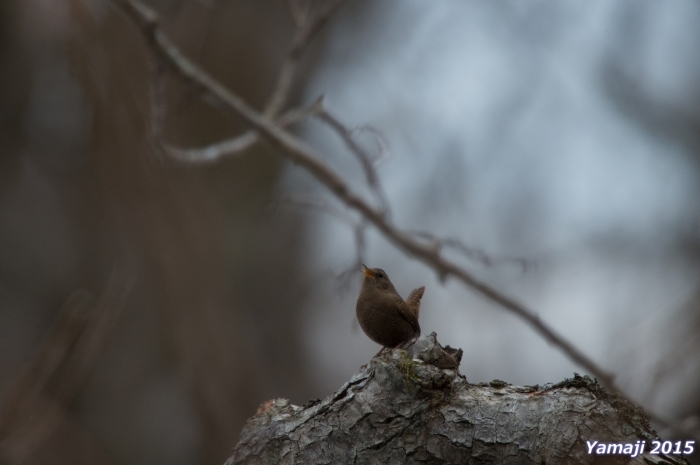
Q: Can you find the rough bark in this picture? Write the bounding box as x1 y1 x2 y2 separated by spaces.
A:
227 334 690 465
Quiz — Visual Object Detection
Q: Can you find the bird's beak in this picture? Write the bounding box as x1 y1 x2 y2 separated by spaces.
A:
361 264 376 278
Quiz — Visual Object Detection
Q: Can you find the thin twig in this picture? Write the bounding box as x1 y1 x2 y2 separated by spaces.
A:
410 230 533 271
112 0 696 441
275 195 367 283
337 219 367 283
353 124 390 163
317 109 392 215
159 96 324 163
146 0 336 162
265 0 347 117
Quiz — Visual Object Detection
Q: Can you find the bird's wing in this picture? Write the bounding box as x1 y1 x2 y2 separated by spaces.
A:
393 292 420 336
397 304 421 336
405 286 425 319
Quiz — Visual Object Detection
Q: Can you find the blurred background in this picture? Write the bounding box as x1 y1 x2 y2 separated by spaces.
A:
1 0 699 464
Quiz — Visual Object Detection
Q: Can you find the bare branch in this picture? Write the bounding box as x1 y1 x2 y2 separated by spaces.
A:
157 96 324 163
410 230 533 272
145 0 335 162
265 0 348 117
112 0 695 441
353 123 390 163
274 195 367 284
317 109 391 215
337 219 367 284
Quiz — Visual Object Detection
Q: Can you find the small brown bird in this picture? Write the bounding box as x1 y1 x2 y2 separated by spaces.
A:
356 264 424 349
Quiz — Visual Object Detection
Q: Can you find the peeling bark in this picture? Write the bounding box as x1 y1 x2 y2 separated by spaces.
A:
227 334 690 465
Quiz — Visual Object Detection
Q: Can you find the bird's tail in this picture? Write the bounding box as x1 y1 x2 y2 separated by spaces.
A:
405 286 425 319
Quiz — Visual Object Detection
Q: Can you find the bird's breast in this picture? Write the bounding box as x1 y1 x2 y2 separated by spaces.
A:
356 290 419 347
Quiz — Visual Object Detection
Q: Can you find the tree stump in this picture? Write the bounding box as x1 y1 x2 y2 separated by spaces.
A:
226 333 690 464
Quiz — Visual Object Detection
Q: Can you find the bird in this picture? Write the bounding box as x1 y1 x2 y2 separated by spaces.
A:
356 264 424 349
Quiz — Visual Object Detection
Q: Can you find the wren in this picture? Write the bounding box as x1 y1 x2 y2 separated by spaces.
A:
356 264 424 349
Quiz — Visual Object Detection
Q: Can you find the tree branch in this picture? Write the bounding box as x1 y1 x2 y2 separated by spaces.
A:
228 334 689 465
410 229 532 271
317 109 391 214
264 0 347 118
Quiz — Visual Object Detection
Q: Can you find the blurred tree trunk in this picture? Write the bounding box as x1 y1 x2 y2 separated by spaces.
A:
64 1 315 462
0 0 321 464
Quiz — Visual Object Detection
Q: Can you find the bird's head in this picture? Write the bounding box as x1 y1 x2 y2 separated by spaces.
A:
361 264 395 291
